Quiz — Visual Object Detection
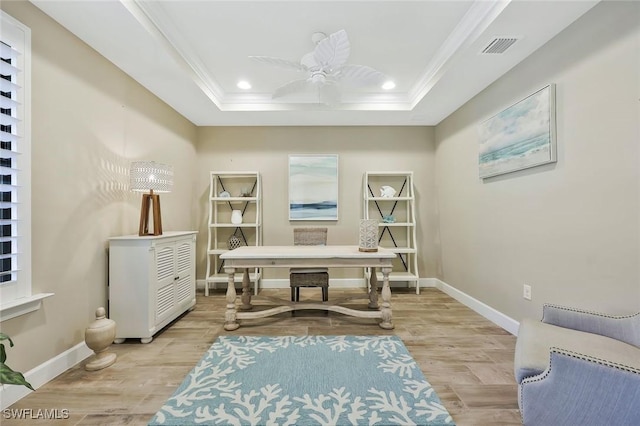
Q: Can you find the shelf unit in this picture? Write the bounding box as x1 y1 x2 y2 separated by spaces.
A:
363 171 420 294
205 171 262 296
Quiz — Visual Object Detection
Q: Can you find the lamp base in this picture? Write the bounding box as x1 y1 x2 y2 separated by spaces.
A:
139 193 163 236
358 247 378 252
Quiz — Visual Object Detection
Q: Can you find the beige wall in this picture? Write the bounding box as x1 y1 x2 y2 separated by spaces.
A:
0 1 197 373
434 1 640 321
195 126 436 280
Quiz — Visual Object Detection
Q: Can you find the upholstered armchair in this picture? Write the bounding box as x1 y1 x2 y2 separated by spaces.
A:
514 304 640 425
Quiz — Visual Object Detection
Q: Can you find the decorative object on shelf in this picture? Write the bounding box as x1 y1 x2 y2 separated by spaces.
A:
479 84 556 178
231 210 243 225
84 307 117 371
227 235 244 250
219 191 231 198
359 219 379 252
130 161 173 236
380 185 396 198
289 154 339 221
0 333 34 390
239 187 252 197
382 215 396 223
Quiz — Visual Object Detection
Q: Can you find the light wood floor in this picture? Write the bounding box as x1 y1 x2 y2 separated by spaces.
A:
5 288 521 425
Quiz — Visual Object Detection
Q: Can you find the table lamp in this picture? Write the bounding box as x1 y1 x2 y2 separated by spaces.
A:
130 161 173 236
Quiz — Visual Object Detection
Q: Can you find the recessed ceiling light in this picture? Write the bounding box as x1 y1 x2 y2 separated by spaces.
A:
382 81 396 90
237 80 251 90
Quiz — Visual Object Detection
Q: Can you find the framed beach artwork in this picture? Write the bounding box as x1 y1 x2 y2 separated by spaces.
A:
288 154 338 221
478 84 557 179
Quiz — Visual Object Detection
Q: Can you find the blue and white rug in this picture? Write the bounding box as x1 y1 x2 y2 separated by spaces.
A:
149 335 454 425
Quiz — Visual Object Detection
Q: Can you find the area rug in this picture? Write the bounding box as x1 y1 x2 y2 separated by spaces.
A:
149 335 455 425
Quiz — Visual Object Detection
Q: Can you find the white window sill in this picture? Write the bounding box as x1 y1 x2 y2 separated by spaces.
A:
0 293 55 322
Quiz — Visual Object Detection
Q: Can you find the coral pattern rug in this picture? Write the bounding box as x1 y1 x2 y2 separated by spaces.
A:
149 335 454 425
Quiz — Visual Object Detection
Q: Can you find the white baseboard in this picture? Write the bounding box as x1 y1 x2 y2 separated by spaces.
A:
0 341 93 409
197 277 433 290
433 278 519 335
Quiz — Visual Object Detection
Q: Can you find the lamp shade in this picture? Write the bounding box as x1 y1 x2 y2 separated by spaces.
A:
129 161 173 193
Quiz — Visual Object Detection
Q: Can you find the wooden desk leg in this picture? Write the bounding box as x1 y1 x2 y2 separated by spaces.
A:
239 267 253 311
368 267 379 309
224 267 240 331
379 266 394 329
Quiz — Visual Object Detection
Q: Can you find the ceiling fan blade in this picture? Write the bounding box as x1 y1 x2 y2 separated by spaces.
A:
273 78 312 98
318 83 341 106
249 56 308 72
314 29 350 70
337 64 386 87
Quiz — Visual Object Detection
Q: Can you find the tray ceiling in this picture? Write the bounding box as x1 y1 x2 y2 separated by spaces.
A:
31 0 599 126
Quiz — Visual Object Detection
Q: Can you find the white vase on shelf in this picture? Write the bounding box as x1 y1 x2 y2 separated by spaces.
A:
231 210 243 225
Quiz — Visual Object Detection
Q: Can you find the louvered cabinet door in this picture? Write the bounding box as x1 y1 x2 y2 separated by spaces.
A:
109 232 197 344
175 239 195 306
154 242 177 324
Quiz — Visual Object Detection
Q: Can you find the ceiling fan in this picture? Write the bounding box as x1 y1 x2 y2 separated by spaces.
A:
249 30 387 106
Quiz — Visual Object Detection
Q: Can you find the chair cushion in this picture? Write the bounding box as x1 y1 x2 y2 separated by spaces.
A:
290 267 329 274
289 271 329 288
515 318 640 383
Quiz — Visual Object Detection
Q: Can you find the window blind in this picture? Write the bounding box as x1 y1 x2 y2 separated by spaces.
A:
0 41 20 285
0 11 31 307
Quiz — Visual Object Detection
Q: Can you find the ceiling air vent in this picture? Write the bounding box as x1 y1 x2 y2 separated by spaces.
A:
481 37 519 54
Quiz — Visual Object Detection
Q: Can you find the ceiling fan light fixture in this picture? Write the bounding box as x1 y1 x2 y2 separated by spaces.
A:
382 81 396 90
237 80 252 90
250 29 385 105
310 71 327 84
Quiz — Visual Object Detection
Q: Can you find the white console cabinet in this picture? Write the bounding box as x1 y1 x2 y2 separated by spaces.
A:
108 231 197 343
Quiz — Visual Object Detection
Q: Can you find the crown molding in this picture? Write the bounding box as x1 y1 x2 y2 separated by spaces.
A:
408 0 511 108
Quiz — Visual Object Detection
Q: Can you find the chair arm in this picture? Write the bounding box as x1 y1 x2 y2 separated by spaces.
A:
519 348 640 425
542 304 640 347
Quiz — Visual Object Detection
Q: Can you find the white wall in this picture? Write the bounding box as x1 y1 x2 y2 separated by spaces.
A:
434 1 640 321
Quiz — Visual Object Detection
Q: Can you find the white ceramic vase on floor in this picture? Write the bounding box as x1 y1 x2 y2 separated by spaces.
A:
84 307 117 371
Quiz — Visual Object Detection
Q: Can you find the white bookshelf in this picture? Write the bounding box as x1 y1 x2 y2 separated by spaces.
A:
205 171 262 295
363 171 420 294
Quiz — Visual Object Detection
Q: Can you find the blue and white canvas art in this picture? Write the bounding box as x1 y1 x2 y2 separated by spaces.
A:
289 154 338 220
479 84 556 178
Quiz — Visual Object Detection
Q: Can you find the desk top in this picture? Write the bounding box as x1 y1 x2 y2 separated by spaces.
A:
220 245 396 260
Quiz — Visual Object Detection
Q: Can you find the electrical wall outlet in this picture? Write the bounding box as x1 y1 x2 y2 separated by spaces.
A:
523 284 532 301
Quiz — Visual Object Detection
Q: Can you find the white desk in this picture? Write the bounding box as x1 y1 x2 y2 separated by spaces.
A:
220 245 396 330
